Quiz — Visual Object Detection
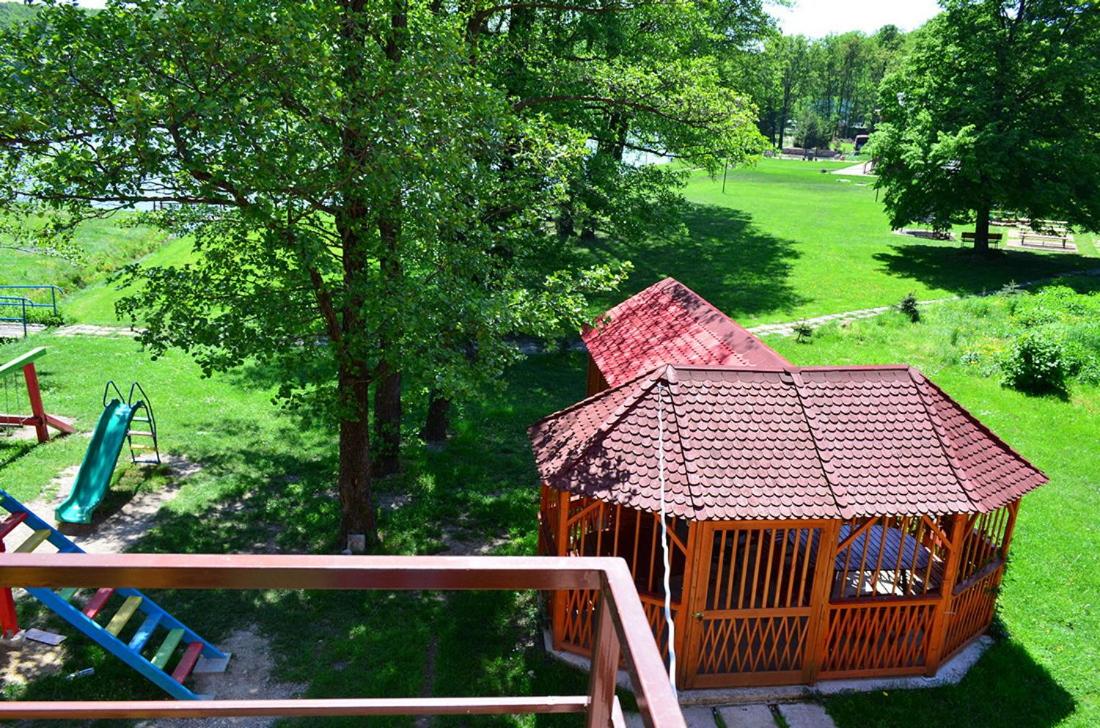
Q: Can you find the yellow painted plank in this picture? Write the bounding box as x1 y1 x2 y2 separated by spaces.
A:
15 529 51 553
106 596 143 636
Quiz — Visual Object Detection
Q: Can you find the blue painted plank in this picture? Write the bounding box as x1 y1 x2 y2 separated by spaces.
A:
129 612 161 652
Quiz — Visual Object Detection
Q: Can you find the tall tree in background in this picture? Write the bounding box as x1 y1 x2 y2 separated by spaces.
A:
870 0 1100 252
0 0 768 545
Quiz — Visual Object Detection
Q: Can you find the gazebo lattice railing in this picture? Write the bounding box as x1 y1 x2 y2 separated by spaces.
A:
539 489 1020 689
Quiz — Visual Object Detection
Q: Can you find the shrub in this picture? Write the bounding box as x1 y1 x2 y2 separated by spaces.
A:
1000 331 1067 393
793 321 813 343
897 292 921 323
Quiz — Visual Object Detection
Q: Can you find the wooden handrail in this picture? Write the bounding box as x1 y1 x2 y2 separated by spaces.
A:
0 554 685 728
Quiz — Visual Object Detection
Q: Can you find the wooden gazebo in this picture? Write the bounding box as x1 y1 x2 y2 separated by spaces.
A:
529 279 1046 689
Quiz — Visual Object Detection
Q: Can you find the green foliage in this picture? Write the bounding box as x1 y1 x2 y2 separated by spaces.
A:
897 291 920 322
1000 330 1067 394
869 1 1100 245
793 320 813 342
0 2 37 29
743 27 913 147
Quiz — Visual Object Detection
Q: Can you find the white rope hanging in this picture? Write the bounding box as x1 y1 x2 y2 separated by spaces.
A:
656 380 677 694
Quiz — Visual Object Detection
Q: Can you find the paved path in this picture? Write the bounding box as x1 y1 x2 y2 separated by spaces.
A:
0 322 45 339
748 266 1100 338
832 162 874 176
628 703 836 728
54 323 142 337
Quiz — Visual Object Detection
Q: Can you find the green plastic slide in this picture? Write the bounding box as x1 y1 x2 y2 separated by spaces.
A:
55 400 136 524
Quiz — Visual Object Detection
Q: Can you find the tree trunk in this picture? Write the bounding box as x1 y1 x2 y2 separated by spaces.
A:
372 362 402 477
337 361 376 548
973 202 991 253
421 391 450 446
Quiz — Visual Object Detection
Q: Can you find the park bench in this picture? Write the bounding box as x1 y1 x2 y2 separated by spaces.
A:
1019 220 1072 248
961 232 1003 247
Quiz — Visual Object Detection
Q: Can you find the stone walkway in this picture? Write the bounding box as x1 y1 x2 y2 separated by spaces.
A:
0 322 45 339
54 323 142 337
748 266 1100 338
628 703 836 728
831 162 875 177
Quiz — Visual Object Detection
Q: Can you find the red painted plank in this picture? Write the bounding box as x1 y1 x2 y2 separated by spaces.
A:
171 642 203 683
82 588 115 619
0 512 28 541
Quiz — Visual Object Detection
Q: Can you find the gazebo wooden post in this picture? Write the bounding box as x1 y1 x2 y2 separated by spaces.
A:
673 521 701 687
551 490 571 650
924 513 969 675
999 500 1021 557
802 520 840 684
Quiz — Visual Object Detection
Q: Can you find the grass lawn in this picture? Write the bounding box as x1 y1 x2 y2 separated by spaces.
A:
0 215 168 299
0 332 594 725
583 158 1099 325
62 235 195 325
764 289 1099 728
0 160 1097 726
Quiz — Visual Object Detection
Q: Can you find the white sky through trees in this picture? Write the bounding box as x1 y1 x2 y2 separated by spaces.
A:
73 0 943 35
771 0 941 37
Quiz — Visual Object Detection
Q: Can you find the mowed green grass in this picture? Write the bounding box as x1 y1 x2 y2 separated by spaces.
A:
584 158 1099 325
0 333 595 723
765 299 1099 728
62 235 195 324
1 162 1098 724
0 214 168 297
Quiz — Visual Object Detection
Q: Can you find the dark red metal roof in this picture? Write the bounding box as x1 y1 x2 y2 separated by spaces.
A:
582 278 789 387
528 364 1047 521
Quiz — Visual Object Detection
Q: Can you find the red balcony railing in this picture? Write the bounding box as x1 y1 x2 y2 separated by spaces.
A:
0 553 685 728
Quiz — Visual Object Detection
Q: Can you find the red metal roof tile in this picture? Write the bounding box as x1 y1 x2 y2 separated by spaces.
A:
528 364 1047 521
582 278 789 387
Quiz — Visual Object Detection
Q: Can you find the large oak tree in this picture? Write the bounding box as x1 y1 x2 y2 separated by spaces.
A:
1 0 766 547
869 0 1100 251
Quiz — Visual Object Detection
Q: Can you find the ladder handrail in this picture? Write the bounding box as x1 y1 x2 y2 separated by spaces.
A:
127 381 160 465
102 380 125 408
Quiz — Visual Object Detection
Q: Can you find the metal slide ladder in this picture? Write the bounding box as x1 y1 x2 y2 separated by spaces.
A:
0 490 228 699
103 380 161 465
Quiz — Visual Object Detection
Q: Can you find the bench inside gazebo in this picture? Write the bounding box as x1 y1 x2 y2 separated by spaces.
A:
529 279 1046 689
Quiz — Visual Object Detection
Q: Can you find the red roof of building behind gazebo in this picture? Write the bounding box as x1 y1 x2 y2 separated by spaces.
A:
528 363 1047 521
582 278 789 387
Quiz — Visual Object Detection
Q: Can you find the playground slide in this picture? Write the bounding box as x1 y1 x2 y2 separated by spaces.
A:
55 400 136 524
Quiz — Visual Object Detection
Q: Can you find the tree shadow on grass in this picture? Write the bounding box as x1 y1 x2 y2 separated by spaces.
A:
589 203 808 319
826 639 1075 728
873 243 1100 297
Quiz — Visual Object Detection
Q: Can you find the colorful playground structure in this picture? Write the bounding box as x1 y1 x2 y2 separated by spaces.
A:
0 347 74 442
0 490 228 699
55 381 161 524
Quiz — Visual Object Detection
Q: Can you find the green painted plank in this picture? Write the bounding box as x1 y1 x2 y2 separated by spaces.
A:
57 587 79 602
151 628 184 669
0 347 47 377
15 529 51 553
106 596 143 636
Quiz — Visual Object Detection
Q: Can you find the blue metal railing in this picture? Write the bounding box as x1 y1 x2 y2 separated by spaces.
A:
0 285 61 314
0 286 63 338
0 296 30 337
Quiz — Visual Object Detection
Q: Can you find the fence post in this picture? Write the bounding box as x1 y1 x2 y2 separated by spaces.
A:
20 298 27 338
586 578 621 728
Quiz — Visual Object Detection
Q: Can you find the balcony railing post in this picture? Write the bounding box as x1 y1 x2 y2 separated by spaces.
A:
586 577 621 728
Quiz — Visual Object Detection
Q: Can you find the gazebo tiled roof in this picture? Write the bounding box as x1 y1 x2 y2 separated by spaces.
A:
528 364 1048 521
582 278 789 387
